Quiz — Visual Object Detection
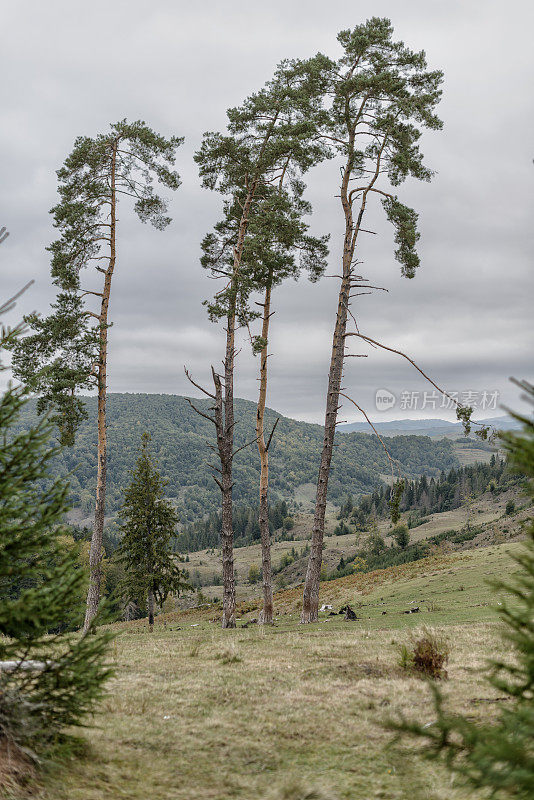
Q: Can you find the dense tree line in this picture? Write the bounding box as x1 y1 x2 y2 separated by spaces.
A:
12 394 458 524
344 456 516 530
176 500 292 553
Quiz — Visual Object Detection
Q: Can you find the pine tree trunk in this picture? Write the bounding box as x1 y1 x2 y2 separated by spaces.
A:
220 309 236 628
301 161 354 624
147 588 155 632
256 279 273 624
84 140 117 633
214 188 258 630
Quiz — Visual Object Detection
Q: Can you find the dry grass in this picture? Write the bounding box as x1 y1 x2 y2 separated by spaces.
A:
15 541 521 800
0 740 37 799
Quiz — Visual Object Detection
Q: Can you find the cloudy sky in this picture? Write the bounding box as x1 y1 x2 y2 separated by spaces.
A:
1 0 532 423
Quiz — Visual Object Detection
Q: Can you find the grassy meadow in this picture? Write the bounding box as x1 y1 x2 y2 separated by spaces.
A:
18 541 523 800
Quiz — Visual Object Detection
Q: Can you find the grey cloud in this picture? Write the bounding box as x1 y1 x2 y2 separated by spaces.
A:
1 0 532 423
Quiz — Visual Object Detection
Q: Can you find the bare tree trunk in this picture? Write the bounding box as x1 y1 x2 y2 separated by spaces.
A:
147 588 155 632
84 140 117 633
220 310 237 628
256 279 273 624
301 272 350 622
301 162 354 624
301 127 387 622
215 185 259 629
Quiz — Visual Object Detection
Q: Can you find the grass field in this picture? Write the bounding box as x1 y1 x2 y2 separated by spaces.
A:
16 541 523 800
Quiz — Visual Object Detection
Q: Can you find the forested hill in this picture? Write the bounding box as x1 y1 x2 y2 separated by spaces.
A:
14 393 458 523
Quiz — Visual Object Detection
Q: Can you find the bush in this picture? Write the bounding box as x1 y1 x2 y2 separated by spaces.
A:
248 564 260 584
412 631 449 679
366 531 386 557
505 499 515 515
398 629 449 679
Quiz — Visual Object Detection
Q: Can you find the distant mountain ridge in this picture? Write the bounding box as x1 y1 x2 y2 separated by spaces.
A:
337 415 520 437
13 393 460 523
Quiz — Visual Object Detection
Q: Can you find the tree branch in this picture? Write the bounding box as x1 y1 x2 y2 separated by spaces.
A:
184 367 216 400
339 392 401 483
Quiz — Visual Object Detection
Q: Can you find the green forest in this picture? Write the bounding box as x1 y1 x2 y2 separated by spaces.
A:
13 393 458 523
345 455 518 529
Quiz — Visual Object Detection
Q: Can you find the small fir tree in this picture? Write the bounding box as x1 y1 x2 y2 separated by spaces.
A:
390 379 534 798
0 295 111 758
117 433 189 631
392 524 410 550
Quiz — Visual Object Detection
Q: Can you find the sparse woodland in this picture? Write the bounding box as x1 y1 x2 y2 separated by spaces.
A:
1 15 532 800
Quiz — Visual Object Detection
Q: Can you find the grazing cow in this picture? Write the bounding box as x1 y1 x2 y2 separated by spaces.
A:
339 604 359 621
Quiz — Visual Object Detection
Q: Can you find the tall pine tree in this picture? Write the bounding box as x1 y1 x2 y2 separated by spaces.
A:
117 433 189 631
248 187 327 623
191 54 330 627
12 120 183 631
302 19 443 622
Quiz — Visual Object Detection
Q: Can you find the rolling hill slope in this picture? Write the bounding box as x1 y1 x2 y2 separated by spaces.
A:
14 393 459 522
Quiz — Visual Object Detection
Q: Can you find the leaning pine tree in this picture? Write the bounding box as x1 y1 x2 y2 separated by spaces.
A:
117 433 189 631
12 120 183 631
0 292 110 765
190 55 329 627
301 18 444 622
390 379 534 798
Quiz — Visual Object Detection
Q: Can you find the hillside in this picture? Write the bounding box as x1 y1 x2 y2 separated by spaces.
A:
14 393 459 523
27 541 523 800
183 479 531 602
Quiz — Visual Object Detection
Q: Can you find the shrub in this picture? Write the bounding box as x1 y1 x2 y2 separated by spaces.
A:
505 499 515 515
248 563 260 584
398 629 449 679
412 631 449 679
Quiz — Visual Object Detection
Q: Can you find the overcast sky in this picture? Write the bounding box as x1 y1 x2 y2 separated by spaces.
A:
1 0 532 423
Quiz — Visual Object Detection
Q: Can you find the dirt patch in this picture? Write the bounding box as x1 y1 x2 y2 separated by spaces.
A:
301 660 404 682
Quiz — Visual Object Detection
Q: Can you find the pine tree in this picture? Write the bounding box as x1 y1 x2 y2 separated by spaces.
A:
250 184 328 624
302 18 443 622
190 54 330 627
117 433 189 631
0 293 110 758
390 379 534 797
12 120 183 631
